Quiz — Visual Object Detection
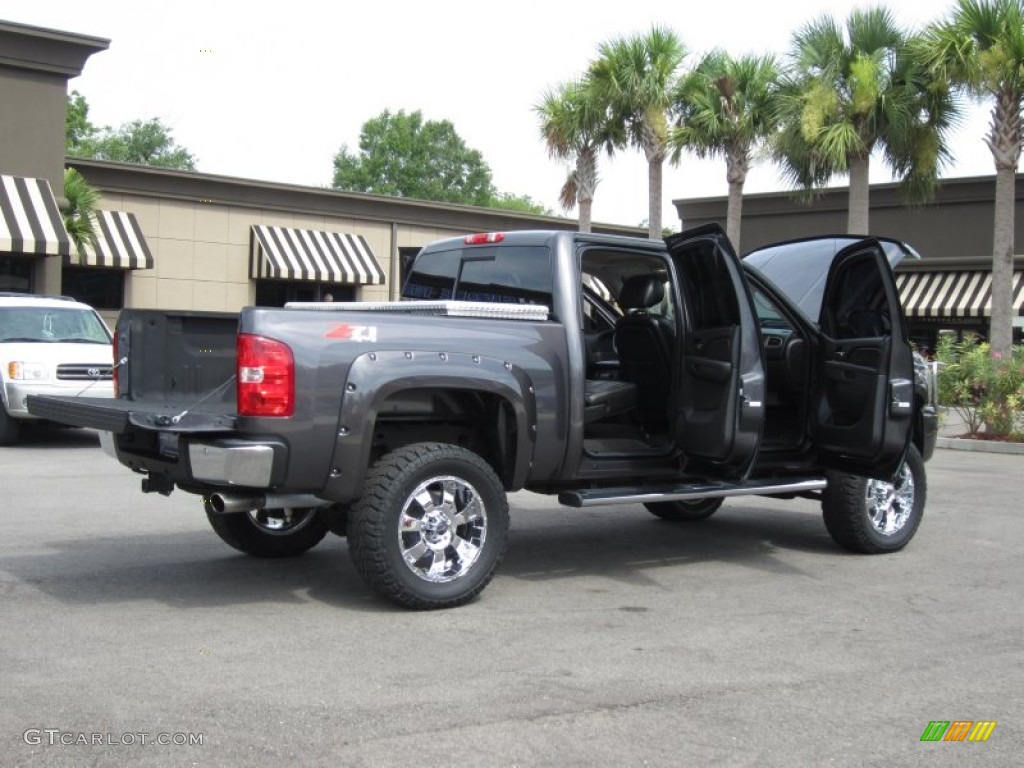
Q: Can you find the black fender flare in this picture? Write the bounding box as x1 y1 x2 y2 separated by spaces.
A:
321 350 537 502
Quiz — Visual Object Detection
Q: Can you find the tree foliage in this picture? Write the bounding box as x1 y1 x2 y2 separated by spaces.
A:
673 51 780 250
918 0 1024 359
589 26 688 238
61 167 100 263
66 90 92 149
332 110 496 206
487 192 551 215
536 78 621 232
773 7 957 232
66 91 197 170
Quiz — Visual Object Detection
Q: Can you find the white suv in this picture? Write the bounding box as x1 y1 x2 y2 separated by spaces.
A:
0 293 115 445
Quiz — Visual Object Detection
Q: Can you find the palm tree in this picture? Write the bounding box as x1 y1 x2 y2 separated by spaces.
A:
774 6 957 235
672 51 780 252
589 26 687 239
536 79 620 233
918 0 1024 359
62 167 100 264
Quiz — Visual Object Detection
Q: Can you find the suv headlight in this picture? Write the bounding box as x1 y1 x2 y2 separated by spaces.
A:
7 362 49 381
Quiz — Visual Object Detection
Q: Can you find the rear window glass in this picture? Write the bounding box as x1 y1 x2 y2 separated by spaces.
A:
402 245 552 309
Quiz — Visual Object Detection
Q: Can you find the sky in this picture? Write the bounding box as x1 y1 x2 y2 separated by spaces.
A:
5 0 999 229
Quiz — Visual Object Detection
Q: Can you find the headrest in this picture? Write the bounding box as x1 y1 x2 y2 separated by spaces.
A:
619 274 664 311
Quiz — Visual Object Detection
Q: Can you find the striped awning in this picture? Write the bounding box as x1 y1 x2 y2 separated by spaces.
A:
250 226 386 284
897 270 1024 318
0 174 71 257
72 210 153 269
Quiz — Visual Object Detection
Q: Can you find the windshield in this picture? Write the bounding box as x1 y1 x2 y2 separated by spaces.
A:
0 307 111 344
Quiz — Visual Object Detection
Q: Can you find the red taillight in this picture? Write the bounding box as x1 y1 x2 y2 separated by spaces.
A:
237 334 294 417
463 232 505 245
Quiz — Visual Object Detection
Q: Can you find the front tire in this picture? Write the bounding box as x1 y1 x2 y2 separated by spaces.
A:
822 444 926 554
645 497 723 522
205 504 329 558
348 442 509 610
0 402 20 446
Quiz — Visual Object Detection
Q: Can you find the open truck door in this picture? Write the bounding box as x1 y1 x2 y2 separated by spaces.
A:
810 238 914 479
667 225 765 480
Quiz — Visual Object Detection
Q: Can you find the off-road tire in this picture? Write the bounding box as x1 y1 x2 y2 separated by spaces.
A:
0 401 20 446
822 444 926 554
644 497 723 522
205 505 329 558
348 442 509 610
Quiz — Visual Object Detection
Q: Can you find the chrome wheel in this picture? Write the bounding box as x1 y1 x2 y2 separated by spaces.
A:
398 475 487 584
865 464 915 536
247 507 317 535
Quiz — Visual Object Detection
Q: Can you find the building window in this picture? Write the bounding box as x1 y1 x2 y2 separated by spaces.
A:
398 246 422 292
0 255 34 293
61 266 125 310
255 281 355 307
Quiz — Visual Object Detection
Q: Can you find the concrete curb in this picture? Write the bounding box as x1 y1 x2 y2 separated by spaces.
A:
937 436 1024 455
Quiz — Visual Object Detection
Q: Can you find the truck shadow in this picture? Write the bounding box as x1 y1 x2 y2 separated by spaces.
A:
5 424 102 449
1 502 840 613
501 503 838 588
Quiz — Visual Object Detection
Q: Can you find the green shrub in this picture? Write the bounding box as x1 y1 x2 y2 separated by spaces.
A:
935 335 1024 437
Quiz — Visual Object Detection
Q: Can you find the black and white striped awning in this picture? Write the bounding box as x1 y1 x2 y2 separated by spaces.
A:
72 210 153 269
0 174 71 257
897 270 1024 318
250 226 386 284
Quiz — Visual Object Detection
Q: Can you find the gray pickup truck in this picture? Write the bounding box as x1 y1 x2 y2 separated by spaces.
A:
29 225 938 609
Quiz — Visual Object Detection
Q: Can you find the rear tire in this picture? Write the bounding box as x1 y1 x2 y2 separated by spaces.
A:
0 402 20 446
822 444 926 554
205 504 329 558
645 497 723 522
348 442 509 610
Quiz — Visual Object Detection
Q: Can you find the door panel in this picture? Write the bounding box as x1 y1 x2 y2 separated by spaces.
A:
667 225 764 479
811 240 913 478
681 325 740 457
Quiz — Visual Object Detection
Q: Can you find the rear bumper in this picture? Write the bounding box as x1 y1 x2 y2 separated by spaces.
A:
27 395 285 491
188 440 278 487
5 380 113 419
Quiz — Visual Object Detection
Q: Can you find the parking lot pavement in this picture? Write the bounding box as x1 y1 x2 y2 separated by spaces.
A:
1 429 1021 767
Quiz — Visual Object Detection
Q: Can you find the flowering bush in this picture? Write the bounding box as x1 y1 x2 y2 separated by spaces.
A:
935 335 1024 438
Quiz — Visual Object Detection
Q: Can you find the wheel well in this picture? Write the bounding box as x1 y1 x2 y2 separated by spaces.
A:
370 388 518 487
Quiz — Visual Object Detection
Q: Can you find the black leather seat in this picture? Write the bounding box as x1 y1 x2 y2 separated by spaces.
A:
584 378 637 423
614 275 674 431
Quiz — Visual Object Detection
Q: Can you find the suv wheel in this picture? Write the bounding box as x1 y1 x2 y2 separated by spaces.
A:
0 402 19 446
822 444 926 553
348 443 509 609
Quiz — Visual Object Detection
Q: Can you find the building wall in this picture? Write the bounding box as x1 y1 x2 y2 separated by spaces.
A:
0 20 108 293
674 175 1024 264
98 192 471 311
72 160 645 314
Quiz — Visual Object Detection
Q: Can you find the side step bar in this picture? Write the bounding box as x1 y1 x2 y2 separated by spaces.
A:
559 478 827 508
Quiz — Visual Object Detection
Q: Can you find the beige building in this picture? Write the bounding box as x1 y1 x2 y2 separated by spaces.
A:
0 18 639 322
65 159 640 322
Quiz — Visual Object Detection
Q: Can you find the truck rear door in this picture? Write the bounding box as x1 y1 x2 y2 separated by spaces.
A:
666 225 764 480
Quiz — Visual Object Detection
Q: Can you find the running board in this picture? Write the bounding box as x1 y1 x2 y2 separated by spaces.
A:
558 478 828 508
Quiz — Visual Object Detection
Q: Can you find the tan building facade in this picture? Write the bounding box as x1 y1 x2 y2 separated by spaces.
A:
1 19 640 320
67 159 641 321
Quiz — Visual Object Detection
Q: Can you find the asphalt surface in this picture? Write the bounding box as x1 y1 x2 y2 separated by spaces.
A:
1 426 1021 767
